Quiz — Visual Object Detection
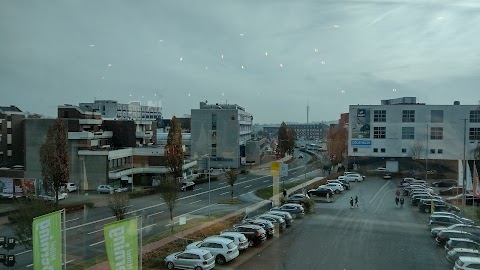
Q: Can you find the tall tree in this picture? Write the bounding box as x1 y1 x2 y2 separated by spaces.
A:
326 125 348 164
107 193 130 221
287 128 296 154
165 116 184 178
39 118 69 206
225 169 238 199
277 122 289 157
159 174 180 233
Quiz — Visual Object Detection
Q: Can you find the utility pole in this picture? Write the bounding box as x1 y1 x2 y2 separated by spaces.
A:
306 103 310 124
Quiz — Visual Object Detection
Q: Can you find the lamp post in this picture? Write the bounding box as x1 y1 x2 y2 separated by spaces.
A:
203 154 211 217
425 125 429 181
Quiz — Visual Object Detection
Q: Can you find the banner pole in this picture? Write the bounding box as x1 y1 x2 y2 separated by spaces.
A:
139 215 143 270
63 209 67 270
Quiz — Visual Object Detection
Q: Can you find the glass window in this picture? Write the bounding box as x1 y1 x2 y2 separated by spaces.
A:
402 148 407 153
353 148 358 153
373 110 386 122
402 127 415 140
430 149 435 154
380 148 385 153
470 128 480 141
438 149 443 154
430 127 443 140
7 128 12 134
470 110 480 123
373 148 378 153
431 110 443 123
373 127 386 139
402 110 415 122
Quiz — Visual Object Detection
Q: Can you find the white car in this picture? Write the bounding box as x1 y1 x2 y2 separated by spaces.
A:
210 232 249 251
164 248 215 270
186 237 239 265
320 183 344 193
339 174 363 182
40 192 68 201
454 256 480 270
97 185 115 194
374 167 387 172
65 183 77 192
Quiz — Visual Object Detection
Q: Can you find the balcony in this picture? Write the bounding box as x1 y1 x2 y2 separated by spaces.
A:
68 130 113 140
136 130 154 138
79 119 103 125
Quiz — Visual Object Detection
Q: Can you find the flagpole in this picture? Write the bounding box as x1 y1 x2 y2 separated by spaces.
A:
63 209 66 270
139 215 143 270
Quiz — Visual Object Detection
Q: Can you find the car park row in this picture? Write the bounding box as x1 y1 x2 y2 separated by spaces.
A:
307 171 365 199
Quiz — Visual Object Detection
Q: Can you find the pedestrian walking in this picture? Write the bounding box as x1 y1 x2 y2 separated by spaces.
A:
350 197 354 209
395 197 399 207
283 189 287 198
355 195 359 207
326 193 330 203
395 189 401 198
400 197 404 208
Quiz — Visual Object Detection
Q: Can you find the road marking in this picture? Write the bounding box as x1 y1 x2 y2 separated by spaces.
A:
143 223 157 229
267 184 273 187
221 191 229 195
27 259 74 268
190 200 202 205
89 240 105 247
369 180 391 204
66 218 79 223
196 188 203 191
147 211 164 218
15 249 32 256
244 185 252 189
263 180 269 183
87 228 103 235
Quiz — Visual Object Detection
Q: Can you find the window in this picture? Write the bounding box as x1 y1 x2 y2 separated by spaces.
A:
431 110 443 123
380 148 385 153
373 110 386 122
373 148 378 153
402 110 415 122
7 144 12 150
438 149 443 154
353 148 358 153
401 148 407 153
402 127 414 140
470 128 480 141
430 127 443 140
7 128 11 134
373 127 386 139
430 149 435 154
470 110 480 123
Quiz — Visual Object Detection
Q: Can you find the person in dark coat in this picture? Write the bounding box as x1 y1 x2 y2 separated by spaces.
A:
350 197 354 208
355 195 359 207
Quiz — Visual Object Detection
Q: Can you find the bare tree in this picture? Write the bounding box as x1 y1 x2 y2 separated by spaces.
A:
8 198 56 249
107 193 130 221
159 174 180 232
165 116 184 178
326 125 348 164
225 170 238 199
287 128 296 154
409 141 425 160
277 122 289 157
40 118 70 206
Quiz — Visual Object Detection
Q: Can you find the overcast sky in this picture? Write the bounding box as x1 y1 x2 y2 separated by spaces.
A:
1 0 479 123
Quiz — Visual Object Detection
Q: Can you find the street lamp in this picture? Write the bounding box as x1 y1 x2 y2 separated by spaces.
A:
203 154 211 217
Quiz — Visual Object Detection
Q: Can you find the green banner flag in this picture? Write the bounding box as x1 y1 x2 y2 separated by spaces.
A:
32 210 62 270
104 217 139 270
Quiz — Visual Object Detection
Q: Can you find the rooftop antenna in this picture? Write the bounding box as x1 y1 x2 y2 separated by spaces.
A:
307 102 310 124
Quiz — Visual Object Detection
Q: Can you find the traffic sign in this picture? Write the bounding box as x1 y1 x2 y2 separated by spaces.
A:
280 164 288 177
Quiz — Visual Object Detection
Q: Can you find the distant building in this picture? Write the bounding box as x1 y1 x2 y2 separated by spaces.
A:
263 123 326 141
0 106 25 167
79 100 162 120
190 102 254 169
348 97 480 161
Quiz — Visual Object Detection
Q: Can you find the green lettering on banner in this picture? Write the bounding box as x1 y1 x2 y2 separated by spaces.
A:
104 217 138 270
32 210 62 270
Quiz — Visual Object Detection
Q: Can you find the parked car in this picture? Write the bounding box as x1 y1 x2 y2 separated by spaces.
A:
186 237 239 265
180 181 196 192
343 174 364 182
440 186 464 196
436 230 480 245
65 182 77 193
433 179 458 188
446 194 480 206
327 179 350 190
432 224 480 238
211 232 249 251
271 203 305 218
411 194 442 206
453 256 480 270
320 183 344 194
429 215 470 227
286 194 310 205
410 189 435 197
400 178 417 187
255 214 286 231
97 185 115 194
445 238 480 252
418 200 449 213
307 186 334 197
268 211 294 227
383 172 392 179
232 224 267 246
115 187 129 193
240 219 275 237
344 172 366 180
402 185 429 196
164 248 215 270
430 212 474 225
446 248 480 264
409 180 429 187
374 167 387 172
40 192 68 201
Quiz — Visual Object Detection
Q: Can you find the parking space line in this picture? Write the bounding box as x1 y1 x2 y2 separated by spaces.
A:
87 228 103 235
244 185 252 189
66 218 79 223
89 240 104 247
189 200 202 205
221 191 229 195
147 211 164 218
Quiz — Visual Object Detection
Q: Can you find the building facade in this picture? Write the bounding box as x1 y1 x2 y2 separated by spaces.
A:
0 106 25 167
190 102 253 169
79 100 162 120
263 123 326 141
348 97 480 161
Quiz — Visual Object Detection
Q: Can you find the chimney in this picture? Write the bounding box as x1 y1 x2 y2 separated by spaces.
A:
454 101 460 105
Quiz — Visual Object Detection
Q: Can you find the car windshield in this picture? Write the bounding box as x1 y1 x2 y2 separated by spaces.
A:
227 242 236 249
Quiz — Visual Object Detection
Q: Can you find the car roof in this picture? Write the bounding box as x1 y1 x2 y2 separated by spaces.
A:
451 248 480 253
235 224 263 229
203 236 232 244
183 248 210 255
449 238 479 243
457 256 480 264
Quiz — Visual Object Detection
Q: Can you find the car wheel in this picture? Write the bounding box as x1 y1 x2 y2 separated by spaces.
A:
424 208 430 213
195 267 202 270
167 262 174 270
248 239 254 247
335 190 340 194
216 255 226 265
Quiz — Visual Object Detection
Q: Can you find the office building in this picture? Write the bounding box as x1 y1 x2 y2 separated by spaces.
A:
0 106 25 167
79 100 162 120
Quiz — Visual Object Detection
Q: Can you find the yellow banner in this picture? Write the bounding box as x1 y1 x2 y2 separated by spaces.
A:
271 162 280 176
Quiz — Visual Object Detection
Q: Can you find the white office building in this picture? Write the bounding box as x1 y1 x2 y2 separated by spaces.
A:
79 100 162 120
348 97 480 161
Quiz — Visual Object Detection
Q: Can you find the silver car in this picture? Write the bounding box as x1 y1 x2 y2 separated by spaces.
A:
186 237 239 265
165 248 215 270
212 232 249 251
268 211 294 227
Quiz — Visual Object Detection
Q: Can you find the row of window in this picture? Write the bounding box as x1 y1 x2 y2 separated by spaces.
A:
372 127 480 140
352 148 444 154
109 156 132 169
373 110 480 123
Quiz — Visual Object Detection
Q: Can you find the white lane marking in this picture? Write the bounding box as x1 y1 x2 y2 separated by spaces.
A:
27 259 74 268
369 7 400 26
190 200 202 205
267 184 273 187
143 223 157 229
244 185 252 189
87 228 103 235
196 188 203 191
147 211 164 218
89 240 105 247
369 180 391 204
263 180 269 183
15 249 32 256
66 218 79 223
221 191 229 195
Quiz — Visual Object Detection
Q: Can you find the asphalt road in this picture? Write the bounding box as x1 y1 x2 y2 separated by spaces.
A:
221 177 452 270
2 153 323 269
